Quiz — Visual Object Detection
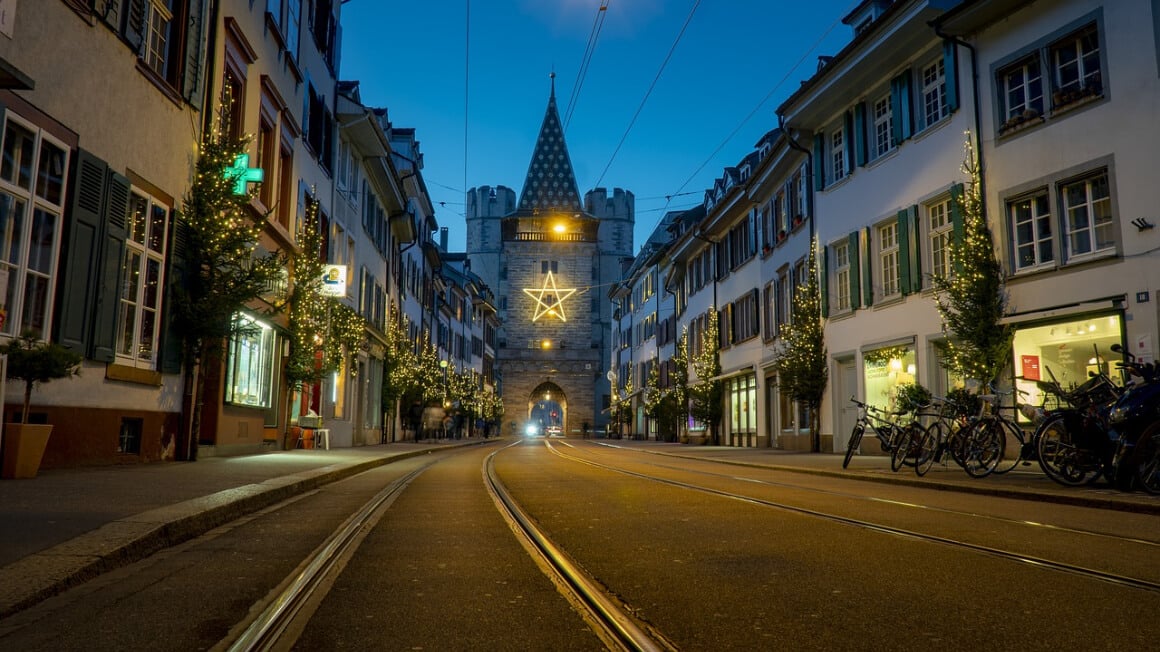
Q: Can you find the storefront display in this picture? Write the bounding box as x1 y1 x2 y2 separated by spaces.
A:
1012 313 1123 415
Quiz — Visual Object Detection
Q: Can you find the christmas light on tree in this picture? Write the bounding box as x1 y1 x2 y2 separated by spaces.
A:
932 134 1014 385
773 237 828 451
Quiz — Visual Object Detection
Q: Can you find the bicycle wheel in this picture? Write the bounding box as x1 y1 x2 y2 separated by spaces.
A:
958 419 1004 478
914 421 943 477
1135 421 1160 495
1036 414 1098 486
843 423 865 469
990 418 1028 475
890 422 923 472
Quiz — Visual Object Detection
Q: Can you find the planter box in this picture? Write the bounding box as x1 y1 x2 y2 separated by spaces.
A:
1 423 53 479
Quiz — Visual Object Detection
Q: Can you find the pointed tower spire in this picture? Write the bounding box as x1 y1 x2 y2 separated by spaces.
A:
518 75 583 214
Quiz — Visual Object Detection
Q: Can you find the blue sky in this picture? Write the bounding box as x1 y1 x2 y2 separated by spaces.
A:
339 1 860 253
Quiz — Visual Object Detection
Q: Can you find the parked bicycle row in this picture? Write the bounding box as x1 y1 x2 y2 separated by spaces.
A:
844 344 1160 493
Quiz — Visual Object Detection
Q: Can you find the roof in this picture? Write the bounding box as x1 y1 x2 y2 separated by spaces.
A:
517 76 584 214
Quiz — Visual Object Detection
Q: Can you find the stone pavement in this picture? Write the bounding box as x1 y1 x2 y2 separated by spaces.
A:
1 437 1157 618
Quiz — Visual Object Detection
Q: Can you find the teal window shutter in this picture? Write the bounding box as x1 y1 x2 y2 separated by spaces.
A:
820 244 830 318
124 0 147 53
56 149 107 357
90 172 130 363
897 209 912 295
813 134 825 191
891 71 914 143
943 41 959 113
862 227 874 306
848 231 861 309
853 102 868 167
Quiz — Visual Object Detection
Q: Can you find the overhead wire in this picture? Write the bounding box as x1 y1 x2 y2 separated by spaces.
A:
592 0 701 189
463 0 470 221
564 0 611 132
629 3 853 247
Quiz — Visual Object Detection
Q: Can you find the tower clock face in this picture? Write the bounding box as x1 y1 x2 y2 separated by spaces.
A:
523 271 577 322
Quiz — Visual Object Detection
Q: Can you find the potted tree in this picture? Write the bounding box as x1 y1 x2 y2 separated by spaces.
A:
1 331 82 478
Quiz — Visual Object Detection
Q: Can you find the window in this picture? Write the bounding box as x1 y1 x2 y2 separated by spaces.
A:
117 189 169 366
267 0 303 59
1051 25 1101 98
1009 191 1053 272
878 222 900 298
225 314 277 408
998 56 1044 122
144 1 176 80
927 198 952 282
830 126 847 183
834 241 851 311
0 115 67 339
775 271 791 331
732 290 759 342
872 93 894 158
1061 172 1112 260
997 21 1103 133
920 57 948 127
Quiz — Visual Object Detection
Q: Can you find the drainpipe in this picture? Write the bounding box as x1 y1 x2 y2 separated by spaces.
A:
932 24 986 215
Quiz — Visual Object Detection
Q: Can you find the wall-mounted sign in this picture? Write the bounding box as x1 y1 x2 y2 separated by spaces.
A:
320 265 348 296
225 153 264 196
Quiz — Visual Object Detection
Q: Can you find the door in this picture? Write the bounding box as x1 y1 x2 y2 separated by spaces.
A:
836 358 858 453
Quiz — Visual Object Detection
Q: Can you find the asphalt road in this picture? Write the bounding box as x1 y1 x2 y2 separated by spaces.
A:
2 440 1158 650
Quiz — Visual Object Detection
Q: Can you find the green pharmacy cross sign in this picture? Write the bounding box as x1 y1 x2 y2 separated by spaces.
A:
225 153 264 195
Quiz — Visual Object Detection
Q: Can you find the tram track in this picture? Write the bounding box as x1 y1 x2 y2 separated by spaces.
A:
539 440 1160 595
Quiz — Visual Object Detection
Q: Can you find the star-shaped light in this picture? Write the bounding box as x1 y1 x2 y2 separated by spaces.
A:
523 271 577 322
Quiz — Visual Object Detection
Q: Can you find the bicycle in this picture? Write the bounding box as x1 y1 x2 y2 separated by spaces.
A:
843 397 910 469
912 394 975 477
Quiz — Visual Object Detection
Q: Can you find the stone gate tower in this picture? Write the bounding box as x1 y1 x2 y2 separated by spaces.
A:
466 77 634 436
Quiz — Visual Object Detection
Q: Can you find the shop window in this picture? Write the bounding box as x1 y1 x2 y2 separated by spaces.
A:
863 344 917 411
1012 314 1123 415
225 313 277 408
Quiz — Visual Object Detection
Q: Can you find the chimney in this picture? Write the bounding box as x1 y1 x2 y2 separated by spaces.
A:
440 226 448 251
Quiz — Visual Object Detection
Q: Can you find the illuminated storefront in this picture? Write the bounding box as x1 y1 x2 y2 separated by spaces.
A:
727 373 757 446
224 313 278 409
1012 312 1124 412
862 342 917 412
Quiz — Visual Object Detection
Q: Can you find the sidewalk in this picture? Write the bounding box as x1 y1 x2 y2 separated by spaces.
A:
2 437 1157 618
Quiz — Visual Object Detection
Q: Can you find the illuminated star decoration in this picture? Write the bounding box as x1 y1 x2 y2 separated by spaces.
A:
523 271 577 322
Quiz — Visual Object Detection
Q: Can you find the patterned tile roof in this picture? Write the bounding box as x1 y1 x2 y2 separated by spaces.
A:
518 76 583 214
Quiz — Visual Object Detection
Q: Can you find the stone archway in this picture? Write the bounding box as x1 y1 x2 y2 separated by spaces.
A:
527 381 567 436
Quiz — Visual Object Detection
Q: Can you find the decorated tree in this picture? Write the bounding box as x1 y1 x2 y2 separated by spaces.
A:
773 238 828 452
669 327 691 442
286 198 366 393
689 307 723 445
932 135 1014 385
171 128 285 461
382 308 420 432
609 365 634 438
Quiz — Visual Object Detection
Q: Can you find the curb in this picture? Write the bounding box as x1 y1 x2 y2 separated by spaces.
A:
0 447 444 619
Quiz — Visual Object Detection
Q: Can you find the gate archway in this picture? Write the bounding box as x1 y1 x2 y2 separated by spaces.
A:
527 381 567 436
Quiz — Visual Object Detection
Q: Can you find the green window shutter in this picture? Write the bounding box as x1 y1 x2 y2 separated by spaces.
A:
160 217 188 373
820 244 830 318
813 134 825 191
853 102 868 167
908 205 921 291
90 172 130 363
943 41 959 113
897 209 912 295
950 183 965 275
183 0 208 106
848 231 861 309
862 227 874 307
56 149 107 357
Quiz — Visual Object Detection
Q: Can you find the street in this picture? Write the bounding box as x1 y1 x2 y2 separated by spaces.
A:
2 440 1158 650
